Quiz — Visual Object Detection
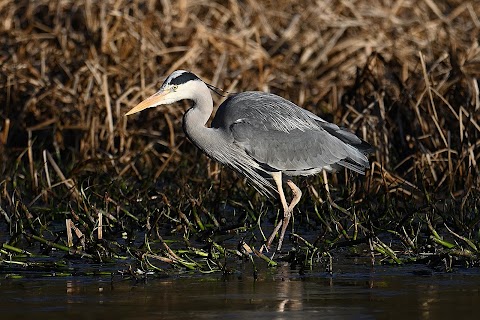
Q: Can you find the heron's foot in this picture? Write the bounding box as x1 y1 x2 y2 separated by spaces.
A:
276 209 292 252
274 180 302 251
265 208 294 253
266 219 282 249
265 175 302 255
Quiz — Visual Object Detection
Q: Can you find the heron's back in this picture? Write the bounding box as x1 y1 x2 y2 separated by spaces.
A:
211 91 371 177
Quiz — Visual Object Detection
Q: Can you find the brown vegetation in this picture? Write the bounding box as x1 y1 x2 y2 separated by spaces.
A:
1 0 479 272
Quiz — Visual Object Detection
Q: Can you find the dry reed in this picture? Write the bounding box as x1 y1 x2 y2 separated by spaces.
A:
0 0 479 272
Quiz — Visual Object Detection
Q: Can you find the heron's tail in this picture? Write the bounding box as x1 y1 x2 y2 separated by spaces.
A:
336 140 372 174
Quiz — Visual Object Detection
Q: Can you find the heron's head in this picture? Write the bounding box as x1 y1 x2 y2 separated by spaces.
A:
125 70 202 116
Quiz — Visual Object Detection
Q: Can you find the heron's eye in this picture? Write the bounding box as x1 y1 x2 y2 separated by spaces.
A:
172 85 179 92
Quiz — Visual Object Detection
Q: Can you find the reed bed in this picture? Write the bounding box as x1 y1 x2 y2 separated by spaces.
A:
1 0 479 276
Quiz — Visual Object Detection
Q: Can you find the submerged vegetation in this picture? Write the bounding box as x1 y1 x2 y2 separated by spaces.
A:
1 0 479 277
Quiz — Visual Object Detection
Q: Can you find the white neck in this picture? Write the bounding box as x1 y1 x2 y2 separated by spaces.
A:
182 80 218 154
185 80 213 126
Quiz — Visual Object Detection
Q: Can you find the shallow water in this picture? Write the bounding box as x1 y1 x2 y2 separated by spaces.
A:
1 262 478 319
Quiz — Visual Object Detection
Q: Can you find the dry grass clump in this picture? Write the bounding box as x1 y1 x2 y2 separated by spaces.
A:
0 0 479 273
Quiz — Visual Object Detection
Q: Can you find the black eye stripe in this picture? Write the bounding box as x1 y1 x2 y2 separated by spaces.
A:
169 72 199 85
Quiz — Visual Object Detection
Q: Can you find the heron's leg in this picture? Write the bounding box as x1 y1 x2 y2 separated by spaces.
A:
266 172 288 248
287 180 302 211
276 180 302 251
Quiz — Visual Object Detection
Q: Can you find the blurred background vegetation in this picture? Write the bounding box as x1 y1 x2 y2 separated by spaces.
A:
0 0 479 272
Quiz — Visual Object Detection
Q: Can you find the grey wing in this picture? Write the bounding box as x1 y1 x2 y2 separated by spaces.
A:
232 123 368 175
213 91 370 175
213 92 320 133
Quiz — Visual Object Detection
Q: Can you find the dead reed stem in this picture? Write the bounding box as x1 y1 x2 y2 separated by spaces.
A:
0 0 479 268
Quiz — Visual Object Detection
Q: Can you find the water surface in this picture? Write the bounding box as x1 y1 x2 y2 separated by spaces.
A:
1 262 478 319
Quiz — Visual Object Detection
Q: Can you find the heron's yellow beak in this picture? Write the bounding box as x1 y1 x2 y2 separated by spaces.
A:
125 90 168 116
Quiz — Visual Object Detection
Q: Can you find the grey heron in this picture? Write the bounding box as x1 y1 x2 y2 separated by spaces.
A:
126 70 372 252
